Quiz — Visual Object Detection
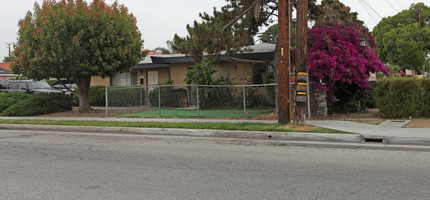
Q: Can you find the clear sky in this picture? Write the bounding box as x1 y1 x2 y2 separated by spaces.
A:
0 0 426 61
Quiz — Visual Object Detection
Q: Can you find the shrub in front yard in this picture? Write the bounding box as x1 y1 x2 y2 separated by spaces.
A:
365 82 377 108
2 93 73 116
245 87 275 108
376 77 423 118
108 87 144 107
198 87 235 109
422 78 430 117
0 93 31 113
328 83 361 113
74 86 105 106
149 86 173 107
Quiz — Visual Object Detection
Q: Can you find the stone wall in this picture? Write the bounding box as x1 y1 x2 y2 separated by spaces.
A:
314 87 328 117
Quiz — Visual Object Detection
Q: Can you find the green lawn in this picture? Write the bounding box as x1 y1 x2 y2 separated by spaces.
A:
0 119 353 134
117 109 274 118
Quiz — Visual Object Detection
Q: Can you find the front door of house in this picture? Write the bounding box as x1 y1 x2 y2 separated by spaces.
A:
147 71 158 91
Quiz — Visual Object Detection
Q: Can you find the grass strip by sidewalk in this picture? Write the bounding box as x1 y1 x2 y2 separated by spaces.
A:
0 119 353 134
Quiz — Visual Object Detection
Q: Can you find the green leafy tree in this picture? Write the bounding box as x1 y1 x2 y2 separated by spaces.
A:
260 24 279 44
152 47 171 54
260 0 361 48
184 59 235 109
184 59 218 85
2 54 15 62
372 3 430 72
172 0 318 62
314 0 361 24
12 0 144 110
260 24 296 47
153 40 178 54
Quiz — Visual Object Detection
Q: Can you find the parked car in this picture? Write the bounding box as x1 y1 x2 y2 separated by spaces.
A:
0 80 63 94
53 83 77 95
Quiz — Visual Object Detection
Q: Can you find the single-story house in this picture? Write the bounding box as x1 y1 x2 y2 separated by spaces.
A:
90 43 277 87
0 62 18 80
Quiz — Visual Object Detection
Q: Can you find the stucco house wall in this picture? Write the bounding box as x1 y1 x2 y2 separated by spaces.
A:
90 76 110 86
132 67 170 85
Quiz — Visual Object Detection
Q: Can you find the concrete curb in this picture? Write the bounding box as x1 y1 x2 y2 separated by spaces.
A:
0 124 361 143
286 132 363 143
388 136 430 146
1 124 429 146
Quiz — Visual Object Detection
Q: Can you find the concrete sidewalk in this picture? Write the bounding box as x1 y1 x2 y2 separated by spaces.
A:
307 120 430 145
0 117 429 146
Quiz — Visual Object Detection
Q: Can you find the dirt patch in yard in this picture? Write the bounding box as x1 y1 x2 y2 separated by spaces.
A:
403 119 430 128
253 114 277 120
37 109 107 118
36 107 132 118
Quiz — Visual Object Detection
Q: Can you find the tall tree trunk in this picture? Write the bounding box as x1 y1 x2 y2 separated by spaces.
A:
76 77 91 111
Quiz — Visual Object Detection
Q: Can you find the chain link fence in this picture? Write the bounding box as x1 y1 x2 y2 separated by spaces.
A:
105 84 277 118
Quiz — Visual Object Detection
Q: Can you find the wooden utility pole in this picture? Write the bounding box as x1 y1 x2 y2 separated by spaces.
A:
7 43 12 59
295 0 308 126
277 0 290 124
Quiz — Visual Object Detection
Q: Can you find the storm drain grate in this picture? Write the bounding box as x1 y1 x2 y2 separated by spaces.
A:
364 138 384 143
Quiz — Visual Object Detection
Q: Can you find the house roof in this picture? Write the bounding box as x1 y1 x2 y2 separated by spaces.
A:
150 43 276 64
150 54 195 64
0 62 13 71
139 55 154 64
133 55 171 69
0 62 14 75
241 42 276 53
134 43 275 68
147 51 163 55
133 63 170 69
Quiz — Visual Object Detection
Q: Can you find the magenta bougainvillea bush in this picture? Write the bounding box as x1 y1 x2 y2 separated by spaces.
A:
307 22 389 103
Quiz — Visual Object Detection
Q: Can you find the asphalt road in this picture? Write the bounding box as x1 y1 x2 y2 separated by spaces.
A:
1 130 429 200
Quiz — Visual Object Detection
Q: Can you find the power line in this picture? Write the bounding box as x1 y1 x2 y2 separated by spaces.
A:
384 0 399 12
358 0 379 24
361 0 383 19
394 0 406 9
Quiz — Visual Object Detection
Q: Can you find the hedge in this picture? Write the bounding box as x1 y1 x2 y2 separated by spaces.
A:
108 87 144 107
2 93 73 116
74 86 145 107
0 93 31 113
376 77 429 118
422 79 430 117
149 86 174 107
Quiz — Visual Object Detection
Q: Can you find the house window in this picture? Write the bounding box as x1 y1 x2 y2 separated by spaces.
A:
252 65 267 84
111 72 138 86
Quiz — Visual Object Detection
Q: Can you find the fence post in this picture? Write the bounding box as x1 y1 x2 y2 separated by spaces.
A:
140 86 143 107
105 86 108 116
186 85 190 107
147 86 150 105
158 84 161 117
196 85 200 118
243 85 246 117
